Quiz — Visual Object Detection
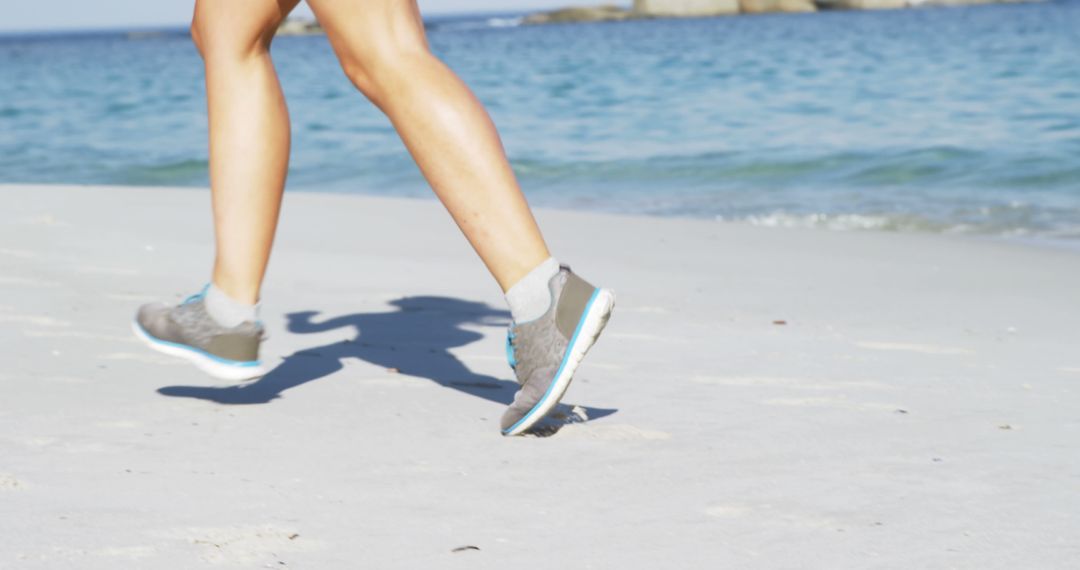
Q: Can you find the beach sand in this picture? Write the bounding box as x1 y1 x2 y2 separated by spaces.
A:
2 184 1078 568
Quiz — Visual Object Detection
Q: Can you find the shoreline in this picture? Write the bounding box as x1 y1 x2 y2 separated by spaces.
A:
6 182 1078 256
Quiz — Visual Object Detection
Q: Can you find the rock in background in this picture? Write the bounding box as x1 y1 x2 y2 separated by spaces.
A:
739 0 818 12
815 0 907 9
276 18 323 36
522 4 637 24
633 0 742 15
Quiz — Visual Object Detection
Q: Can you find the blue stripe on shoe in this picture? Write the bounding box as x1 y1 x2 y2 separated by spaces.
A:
503 287 601 435
182 284 210 305
506 331 518 370
135 322 261 368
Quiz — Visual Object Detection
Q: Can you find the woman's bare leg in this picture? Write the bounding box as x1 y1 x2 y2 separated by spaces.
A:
138 0 614 426
192 0 300 303
306 0 550 292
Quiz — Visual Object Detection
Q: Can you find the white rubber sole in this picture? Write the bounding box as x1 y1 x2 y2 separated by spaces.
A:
503 288 616 436
131 321 267 382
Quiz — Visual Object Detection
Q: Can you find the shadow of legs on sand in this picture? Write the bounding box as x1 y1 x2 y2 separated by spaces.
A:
157 296 616 434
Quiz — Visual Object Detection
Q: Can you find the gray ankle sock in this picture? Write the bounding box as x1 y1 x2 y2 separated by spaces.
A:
204 282 259 328
505 257 560 323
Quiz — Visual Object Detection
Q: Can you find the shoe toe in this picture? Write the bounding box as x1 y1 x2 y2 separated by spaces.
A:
135 302 172 335
500 364 559 434
500 405 527 433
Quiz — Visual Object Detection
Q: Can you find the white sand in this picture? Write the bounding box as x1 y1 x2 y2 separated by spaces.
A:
2 183 1078 568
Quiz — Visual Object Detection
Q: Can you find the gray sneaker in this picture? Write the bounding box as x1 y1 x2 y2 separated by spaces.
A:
502 266 615 435
132 287 266 381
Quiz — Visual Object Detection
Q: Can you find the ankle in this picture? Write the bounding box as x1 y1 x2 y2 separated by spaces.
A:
505 257 560 323
209 267 260 304
205 282 259 327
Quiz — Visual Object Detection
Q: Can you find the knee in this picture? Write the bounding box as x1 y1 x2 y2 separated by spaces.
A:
339 54 382 100
338 40 432 104
190 8 279 62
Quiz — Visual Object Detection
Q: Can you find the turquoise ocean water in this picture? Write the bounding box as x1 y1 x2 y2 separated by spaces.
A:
1 3 1079 242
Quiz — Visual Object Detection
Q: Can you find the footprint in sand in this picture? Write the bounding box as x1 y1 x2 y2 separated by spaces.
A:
0 473 26 491
154 525 321 564
855 341 972 355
